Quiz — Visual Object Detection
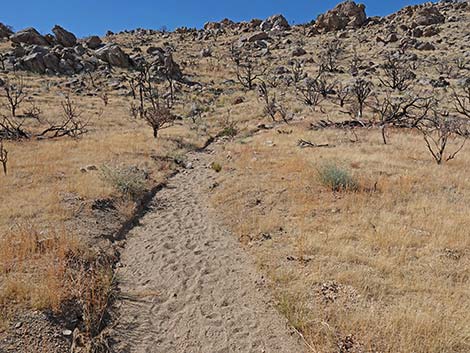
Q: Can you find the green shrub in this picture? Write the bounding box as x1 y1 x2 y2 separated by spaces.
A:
100 165 148 200
317 163 358 192
210 162 222 173
218 125 238 138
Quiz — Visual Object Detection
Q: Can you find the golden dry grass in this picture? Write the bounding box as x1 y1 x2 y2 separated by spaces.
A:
0 70 200 331
212 126 470 352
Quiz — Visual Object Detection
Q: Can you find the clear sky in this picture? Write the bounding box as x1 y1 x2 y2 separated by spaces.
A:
2 0 428 38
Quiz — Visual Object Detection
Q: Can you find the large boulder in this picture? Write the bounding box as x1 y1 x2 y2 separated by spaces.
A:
260 14 290 31
43 52 60 72
84 35 102 49
52 25 77 47
412 6 445 26
0 23 13 39
21 52 46 73
94 43 130 68
10 27 49 46
246 31 270 42
315 1 367 32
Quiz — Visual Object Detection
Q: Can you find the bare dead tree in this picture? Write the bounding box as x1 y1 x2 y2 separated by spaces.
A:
0 140 7 175
318 39 344 73
416 110 468 164
0 54 6 71
434 60 454 78
37 96 89 139
290 60 306 85
23 102 42 120
230 45 267 90
258 81 289 123
335 83 351 108
455 57 468 71
350 78 373 118
349 46 363 76
453 84 470 119
1 75 26 117
379 54 416 92
100 92 109 107
373 93 433 144
296 78 325 112
0 114 30 139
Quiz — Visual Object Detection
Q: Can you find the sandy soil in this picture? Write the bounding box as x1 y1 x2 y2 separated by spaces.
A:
112 146 305 353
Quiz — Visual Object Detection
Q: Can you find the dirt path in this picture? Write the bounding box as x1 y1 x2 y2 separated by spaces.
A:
112 147 304 353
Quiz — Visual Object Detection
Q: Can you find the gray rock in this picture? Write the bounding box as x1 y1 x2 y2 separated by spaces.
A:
94 43 130 68
200 48 212 57
52 25 77 47
43 52 60 72
85 35 102 49
74 44 86 56
416 41 436 51
260 14 290 32
0 23 13 38
246 32 270 42
22 52 46 73
413 6 445 26
10 27 49 46
292 47 307 57
315 1 367 33
386 33 399 43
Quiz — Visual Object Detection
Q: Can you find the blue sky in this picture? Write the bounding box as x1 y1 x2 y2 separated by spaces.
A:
2 0 428 38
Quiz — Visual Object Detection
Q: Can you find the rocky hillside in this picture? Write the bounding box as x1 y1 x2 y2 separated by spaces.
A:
0 1 469 352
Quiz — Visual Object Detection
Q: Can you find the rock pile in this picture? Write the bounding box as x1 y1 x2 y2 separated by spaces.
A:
2 25 135 75
315 1 367 32
0 23 13 38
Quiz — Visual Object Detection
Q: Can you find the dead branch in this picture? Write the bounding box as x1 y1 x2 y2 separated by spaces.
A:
297 139 330 148
0 140 7 175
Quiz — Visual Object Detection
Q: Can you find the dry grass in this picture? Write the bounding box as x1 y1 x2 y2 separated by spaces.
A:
212 126 470 352
0 70 201 335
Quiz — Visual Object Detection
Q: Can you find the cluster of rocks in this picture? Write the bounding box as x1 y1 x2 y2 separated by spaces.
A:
1 26 136 75
314 1 368 33
0 23 13 38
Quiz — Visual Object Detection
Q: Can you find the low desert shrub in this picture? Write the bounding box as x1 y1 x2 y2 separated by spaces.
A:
210 162 222 173
317 163 358 192
100 165 148 200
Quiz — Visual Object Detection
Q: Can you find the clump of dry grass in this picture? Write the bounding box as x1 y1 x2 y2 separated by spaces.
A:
0 225 114 341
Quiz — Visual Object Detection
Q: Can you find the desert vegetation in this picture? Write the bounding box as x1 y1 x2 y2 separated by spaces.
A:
0 0 469 352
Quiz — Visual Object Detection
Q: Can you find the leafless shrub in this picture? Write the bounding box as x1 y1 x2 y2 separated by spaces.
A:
230 45 267 90
318 39 344 73
37 96 89 139
0 114 30 139
349 46 363 75
1 75 26 117
23 102 42 120
416 110 468 164
100 92 109 107
349 78 373 118
258 81 289 123
296 78 325 112
454 57 468 71
0 140 7 175
453 83 470 119
373 93 433 144
434 60 455 78
0 54 6 71
379 54 416 92
290 60 306 85
335 83 351 108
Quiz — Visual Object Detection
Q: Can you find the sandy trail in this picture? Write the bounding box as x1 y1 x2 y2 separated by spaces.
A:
112 147 304 353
